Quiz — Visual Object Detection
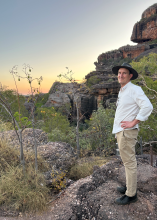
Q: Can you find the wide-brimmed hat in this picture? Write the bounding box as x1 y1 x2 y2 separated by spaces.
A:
112 63 138 80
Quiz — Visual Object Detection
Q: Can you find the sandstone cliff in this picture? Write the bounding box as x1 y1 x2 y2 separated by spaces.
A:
131 4 157 43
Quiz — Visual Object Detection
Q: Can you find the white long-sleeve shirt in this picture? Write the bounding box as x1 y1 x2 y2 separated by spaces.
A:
112 81 153 134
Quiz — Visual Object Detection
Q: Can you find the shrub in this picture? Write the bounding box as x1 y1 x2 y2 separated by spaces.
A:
35 93 49 108
79 105 115 152
37 107 70 133
131 53 157 142
86 76 101 88
51 168 67 192
48 128 76 148
0 87 28 122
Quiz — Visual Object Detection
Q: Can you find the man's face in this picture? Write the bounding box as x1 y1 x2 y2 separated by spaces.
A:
118 68 133 87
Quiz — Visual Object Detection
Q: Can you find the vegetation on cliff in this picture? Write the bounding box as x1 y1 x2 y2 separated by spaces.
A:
131 53 157 144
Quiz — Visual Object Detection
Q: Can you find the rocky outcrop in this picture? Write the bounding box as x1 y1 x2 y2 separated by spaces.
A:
49 82 80 94
38 141 75 172
45 81 96 119
45 82 80 108
0 128 48 150
85 69 120 109
46 157 157 220
131 4 157 43
44 92 71 108
38 141 75 185
134 47 157 61
119 44 150 58
142 3 157 19
96 44 150 65
97 50 123 63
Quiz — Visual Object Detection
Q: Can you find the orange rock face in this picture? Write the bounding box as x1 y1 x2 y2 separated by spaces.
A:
119 44 149 59
142 3 157 19
131 4 157 43
97 44 150 62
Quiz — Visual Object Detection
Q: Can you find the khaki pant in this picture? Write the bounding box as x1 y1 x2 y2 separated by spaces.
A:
116 129 138 197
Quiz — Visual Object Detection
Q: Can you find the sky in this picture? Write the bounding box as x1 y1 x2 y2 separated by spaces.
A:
0 0 156 94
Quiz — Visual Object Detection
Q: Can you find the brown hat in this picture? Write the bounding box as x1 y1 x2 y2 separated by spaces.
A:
112 63 138 80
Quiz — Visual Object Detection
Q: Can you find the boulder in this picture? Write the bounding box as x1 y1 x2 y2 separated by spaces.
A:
44 92 71 108
97 50 123 64
38 141 75 171
49 82 80 94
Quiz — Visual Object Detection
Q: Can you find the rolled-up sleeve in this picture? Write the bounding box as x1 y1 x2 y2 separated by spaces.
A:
132 87 153 121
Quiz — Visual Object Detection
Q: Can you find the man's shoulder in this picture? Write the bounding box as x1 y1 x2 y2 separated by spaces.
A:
129 82 143 93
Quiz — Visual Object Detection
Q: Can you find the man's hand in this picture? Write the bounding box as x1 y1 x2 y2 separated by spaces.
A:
121 119 140 129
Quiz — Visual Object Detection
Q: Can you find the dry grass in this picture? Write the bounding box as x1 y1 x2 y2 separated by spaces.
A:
0 139 49 173
0 140 19 172
68 156 109 180
0 139 50 213
0 165 49 213
0 119 13 132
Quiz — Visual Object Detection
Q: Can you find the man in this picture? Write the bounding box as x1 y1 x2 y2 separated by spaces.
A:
112 63 153 205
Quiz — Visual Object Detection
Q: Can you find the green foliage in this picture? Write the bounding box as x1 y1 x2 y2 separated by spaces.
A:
86 76 101 88
37 107 70 133
48 128 76 148
100 57 133 67
14 112 31 128
140 13 157 24
47 105 116 154
79 105 115 152
107 78 113 82
116 57 132 66
148 39 157 45
0 88 28 122
35 93 49 108
131 53 157 141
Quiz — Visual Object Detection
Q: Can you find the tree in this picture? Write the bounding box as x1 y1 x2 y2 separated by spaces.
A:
0 64 43 170
0 86 25 169
58 68 83 158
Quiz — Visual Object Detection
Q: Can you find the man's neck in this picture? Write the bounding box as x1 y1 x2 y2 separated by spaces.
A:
120 81 131 89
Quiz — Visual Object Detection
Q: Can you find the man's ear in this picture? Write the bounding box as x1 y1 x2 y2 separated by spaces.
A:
129 74 133 80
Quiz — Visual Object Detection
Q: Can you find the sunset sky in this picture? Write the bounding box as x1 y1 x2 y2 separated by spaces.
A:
1 0 156 94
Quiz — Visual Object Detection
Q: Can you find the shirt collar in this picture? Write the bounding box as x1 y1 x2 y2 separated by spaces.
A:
121 81 131 91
